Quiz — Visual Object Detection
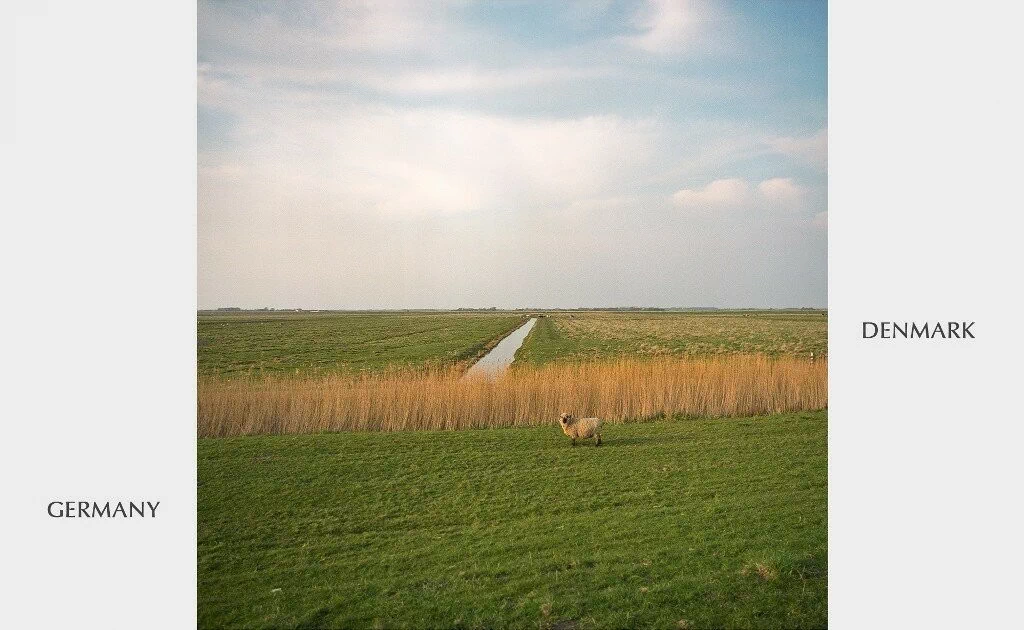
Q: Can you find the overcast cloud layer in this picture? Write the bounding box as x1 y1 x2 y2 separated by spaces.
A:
199 0 826 309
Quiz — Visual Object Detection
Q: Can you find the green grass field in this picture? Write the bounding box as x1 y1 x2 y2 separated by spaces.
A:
516 311 827 365
198 312 526 376
198 411 826 629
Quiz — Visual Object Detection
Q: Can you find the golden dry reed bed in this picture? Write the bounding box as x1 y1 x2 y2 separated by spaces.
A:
198 355 826 437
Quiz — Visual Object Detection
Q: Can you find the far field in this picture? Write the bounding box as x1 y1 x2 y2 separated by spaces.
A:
198 311 527 376
516 311 827 365
198 310 828 377
199 411 827 629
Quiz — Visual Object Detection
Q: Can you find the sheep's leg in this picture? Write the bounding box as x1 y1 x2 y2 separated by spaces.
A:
596 433 602 446
571 438 576 447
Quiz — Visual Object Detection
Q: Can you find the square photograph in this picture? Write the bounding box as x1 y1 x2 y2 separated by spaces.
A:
197 1 827 628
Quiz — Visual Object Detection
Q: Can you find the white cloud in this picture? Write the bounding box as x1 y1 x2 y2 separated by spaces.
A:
203 106 659 218
361 66 613 95
673 177 811 215
199 61 611 109
766 128 827 171
757 177 806 206
200 0 451 57
672 178 751 209
619 0 726 55
327 0 448 53
622 0 693 53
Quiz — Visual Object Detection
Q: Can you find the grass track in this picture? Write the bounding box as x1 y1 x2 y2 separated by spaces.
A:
199 411 826 628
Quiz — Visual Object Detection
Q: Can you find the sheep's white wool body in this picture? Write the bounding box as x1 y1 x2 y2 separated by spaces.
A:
559 413 603 444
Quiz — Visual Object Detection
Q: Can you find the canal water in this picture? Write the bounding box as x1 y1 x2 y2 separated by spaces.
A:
462 317 537 380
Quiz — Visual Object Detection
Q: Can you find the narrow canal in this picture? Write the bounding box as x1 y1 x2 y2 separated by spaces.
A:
462 317 537 379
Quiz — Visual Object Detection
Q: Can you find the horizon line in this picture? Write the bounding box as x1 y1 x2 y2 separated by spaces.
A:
198 306 828 312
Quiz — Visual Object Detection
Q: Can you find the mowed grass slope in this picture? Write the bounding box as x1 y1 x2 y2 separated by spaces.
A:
199 412 826 629
198 312 526 376
517 311 827 365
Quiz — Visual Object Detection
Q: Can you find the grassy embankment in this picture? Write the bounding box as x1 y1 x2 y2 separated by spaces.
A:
516 311 828 365
198 311 527 377
199 411 827 629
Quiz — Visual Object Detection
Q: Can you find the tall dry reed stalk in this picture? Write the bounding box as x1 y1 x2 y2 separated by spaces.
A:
198 355 826 437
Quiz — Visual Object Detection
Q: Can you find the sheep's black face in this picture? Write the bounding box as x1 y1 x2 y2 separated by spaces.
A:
559 413 571 426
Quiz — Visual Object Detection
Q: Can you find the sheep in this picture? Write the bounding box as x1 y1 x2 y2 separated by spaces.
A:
558 412 603 447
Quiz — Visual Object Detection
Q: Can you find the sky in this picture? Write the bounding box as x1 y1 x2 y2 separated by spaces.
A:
198 0 826 309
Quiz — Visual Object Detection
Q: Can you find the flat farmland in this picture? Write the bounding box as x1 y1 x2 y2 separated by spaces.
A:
517 311 827 365
197 311 829 627
198 312 527 376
